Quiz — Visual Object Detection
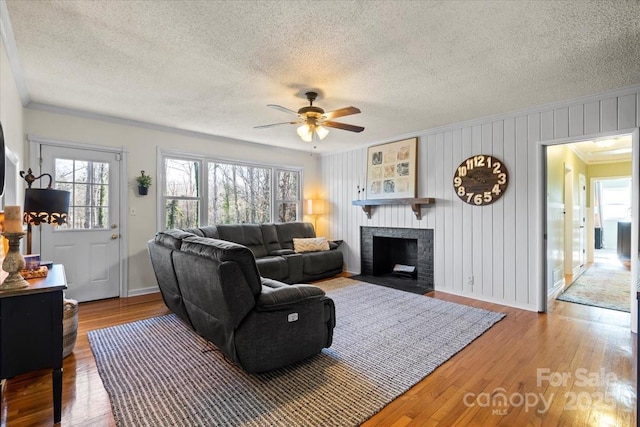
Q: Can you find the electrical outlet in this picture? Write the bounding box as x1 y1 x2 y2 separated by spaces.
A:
467 275 474 286
130 208 137 216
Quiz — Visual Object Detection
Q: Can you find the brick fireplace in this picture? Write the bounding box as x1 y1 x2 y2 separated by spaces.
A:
359 226 434 293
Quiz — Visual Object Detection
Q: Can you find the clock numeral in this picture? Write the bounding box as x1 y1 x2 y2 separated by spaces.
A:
492 184 501 195
466 193 474 203
493 162 502 174
466 158 474 170
483 191 492 203
457 186 466 196
457 166 467 177
453 176 462 187
497 173 506 185
486 156 492 168
473 193 484 205
474 155 485 167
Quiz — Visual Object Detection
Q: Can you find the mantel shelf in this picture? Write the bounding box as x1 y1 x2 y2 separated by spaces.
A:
352 198 435 220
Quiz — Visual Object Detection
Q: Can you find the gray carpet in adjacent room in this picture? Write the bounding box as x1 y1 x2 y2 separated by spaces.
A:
88 278 505 427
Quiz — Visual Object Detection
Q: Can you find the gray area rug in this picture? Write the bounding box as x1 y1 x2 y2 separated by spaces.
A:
88 278 505 426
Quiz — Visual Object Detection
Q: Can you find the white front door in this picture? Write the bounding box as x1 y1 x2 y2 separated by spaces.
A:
39 145 122 302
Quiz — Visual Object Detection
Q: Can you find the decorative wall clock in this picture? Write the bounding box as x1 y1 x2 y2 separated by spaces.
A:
453 154 508 206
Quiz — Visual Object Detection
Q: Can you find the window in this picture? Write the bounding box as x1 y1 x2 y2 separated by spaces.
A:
208 162 272 224
54 158 109 229
276 169 299 222
161 152 301 229
164 158 200 229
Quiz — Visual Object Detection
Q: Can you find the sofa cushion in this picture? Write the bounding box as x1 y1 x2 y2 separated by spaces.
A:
216 224 268 258
155 229 197 250
275 222 316 250
197 226 219 239
255 256 289 281
260 224 283 254
180 236 262 296
293 237 330 253
301 250 344 275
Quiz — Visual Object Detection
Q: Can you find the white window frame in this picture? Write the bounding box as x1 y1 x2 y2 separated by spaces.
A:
157 148 302 230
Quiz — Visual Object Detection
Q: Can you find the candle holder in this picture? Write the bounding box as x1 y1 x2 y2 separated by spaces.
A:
1 232 29 290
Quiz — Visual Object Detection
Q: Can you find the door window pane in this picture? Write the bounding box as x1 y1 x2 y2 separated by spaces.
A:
54 158 109 229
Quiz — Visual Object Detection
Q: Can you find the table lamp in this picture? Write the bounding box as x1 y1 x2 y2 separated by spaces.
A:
20 168 71 254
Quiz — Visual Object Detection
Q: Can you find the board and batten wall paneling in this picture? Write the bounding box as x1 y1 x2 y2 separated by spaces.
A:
319 87 639 311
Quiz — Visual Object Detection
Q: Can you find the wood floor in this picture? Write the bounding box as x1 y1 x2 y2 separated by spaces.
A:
1 283 636 426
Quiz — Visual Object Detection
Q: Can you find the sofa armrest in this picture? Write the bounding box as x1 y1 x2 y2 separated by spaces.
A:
256 282 326 311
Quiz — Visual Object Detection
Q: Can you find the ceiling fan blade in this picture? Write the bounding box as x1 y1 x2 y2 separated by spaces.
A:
267 104 300 115
323 106 361 120
323 121 365 133
254 121 301 129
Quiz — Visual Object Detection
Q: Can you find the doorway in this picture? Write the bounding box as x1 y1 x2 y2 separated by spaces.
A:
545 135 634 316
31 140 125 302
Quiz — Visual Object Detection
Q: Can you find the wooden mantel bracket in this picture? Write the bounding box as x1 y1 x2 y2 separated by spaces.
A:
352 198 435 220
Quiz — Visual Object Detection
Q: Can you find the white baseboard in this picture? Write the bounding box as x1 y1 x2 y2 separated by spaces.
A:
127 286 160 297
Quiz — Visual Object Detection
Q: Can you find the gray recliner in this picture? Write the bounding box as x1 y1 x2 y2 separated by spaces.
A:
148 230 336 373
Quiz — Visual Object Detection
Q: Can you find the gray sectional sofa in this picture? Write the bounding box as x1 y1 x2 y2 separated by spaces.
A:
148 228 336 372
180 222 344 283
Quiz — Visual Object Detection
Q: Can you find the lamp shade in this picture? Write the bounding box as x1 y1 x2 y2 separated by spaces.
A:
315 125 329 140
23 188 71 226
306 199 325 215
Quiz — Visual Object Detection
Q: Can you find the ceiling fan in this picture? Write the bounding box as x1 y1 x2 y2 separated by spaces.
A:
254 91 364 142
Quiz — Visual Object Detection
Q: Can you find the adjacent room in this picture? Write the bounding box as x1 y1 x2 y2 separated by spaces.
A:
1 1 639 426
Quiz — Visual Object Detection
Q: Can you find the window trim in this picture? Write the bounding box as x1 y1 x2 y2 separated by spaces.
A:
157 148 302 231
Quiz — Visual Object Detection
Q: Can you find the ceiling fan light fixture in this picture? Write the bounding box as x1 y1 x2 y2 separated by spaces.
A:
315 125 329 140
297 124 313 142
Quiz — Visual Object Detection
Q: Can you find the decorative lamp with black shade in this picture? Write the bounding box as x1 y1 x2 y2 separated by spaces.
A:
20 168 71 254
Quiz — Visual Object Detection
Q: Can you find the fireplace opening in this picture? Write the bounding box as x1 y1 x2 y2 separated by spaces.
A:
373 236 418 278
357 226 433 294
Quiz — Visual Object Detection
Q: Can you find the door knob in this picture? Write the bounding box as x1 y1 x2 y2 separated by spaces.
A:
111 224 118 229
111 234 119 240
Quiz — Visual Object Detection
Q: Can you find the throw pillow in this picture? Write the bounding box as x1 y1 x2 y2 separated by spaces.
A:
293 237 330 253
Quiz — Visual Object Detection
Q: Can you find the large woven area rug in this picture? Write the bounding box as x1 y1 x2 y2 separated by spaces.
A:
89 278 505 426
557 264 631 312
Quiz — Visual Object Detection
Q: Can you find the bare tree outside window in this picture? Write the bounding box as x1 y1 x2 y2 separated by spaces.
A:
164 158 199 229
54 158 109 229
276 170 299 222
162 154 300 229
208 162 271 224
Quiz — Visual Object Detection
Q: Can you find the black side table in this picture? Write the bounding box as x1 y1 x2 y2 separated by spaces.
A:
0 264 67 423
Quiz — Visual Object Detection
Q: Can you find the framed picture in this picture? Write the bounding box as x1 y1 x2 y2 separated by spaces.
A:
366 137 417 199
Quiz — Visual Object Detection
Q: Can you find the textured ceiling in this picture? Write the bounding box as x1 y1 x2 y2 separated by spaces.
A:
3 0 640 153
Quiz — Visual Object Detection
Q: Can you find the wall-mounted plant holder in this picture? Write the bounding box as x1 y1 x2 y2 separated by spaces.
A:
135 171 152 196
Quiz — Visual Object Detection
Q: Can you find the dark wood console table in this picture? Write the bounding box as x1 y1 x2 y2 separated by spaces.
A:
352 198 435 220
0 264 67 423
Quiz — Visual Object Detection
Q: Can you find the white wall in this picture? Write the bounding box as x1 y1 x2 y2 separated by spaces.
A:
1 37 25 175
25 108 320 295
320 86 640 312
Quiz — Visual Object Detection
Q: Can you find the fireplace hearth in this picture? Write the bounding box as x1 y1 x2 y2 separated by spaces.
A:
356 226 433 294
